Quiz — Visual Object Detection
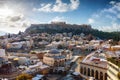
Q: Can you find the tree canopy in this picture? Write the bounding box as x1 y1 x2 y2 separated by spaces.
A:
16 74 32 80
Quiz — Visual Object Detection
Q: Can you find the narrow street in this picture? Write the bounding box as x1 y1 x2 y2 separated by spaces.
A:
68 56 85 80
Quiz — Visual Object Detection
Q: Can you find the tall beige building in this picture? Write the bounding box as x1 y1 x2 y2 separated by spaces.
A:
43 49 72 72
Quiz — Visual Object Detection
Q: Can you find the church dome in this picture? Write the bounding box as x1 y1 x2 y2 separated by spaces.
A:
49 49 60 54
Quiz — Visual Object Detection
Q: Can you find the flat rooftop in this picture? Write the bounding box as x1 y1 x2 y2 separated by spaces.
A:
82 52 107 69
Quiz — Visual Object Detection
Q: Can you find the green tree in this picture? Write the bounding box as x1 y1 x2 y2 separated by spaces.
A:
30 51 36 54
16 74 32 80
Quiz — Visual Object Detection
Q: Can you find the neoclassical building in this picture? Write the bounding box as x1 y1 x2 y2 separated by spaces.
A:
43 49 72 72
80 51 107 80
107 61 120 80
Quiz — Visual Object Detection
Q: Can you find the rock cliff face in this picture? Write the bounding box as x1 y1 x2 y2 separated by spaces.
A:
25 23 93 34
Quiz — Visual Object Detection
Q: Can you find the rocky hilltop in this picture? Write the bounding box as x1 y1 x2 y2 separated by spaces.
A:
25 22 93 34
25 22 120 41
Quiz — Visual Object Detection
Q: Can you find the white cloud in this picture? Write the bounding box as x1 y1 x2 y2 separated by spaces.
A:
70 0 80 10
0 1 40 34
8 14 24 22
33 0 80 12
99 23 120 32
33 3 52 12
88 18 94 24
89 1 120 32
110 1 116 5
49 16 66 23
103 1 120 16
0 11 31 33
52 0 70 12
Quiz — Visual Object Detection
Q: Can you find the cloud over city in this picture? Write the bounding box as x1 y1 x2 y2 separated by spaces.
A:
88 1 120 32
33 0 80 12
50 16 65 22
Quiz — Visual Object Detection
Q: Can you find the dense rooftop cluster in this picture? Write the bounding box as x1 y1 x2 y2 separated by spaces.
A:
0 30 119 80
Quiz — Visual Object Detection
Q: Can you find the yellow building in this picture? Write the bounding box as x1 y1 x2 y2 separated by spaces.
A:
80 51 107 80
43 49 72 72
80 62 107 80
107 61 120 80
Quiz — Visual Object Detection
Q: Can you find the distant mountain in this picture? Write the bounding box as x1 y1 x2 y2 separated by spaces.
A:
0 31 7 36
25 23 120 41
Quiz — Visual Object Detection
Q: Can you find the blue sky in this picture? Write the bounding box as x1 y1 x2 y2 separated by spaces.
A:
0 0 120 33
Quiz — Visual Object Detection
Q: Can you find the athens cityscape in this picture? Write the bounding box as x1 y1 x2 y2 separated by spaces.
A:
0 0 120 80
